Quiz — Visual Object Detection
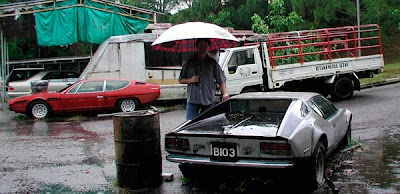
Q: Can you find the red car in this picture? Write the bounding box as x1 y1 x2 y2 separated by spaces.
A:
8 79 161 119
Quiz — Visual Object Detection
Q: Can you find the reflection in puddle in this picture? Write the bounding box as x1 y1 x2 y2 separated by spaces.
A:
12 120 101 142
333 125 400 193
8 119 107 167
32 121 50 135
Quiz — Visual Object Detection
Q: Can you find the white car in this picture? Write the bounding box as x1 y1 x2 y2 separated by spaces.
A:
7 70 80 98
165 92 352 188
6 68 44 84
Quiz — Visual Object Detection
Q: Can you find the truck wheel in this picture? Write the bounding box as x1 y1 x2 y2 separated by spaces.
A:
117 98 139 112
330 77 354 101
27 101 52 119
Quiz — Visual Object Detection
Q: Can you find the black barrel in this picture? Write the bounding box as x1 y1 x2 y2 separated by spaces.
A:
113 110 161 189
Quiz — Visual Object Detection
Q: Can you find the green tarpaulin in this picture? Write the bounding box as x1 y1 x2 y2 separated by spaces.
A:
35 0 150 46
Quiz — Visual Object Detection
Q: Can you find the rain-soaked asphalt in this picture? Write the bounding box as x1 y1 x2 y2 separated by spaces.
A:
0 82 400 194
331 82 400 193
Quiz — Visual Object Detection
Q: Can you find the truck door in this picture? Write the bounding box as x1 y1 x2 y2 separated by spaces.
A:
223 48 263 94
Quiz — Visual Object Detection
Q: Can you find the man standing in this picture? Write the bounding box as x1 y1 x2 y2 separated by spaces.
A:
179 38 229 120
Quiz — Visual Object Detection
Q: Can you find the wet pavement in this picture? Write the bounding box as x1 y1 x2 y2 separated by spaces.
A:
0 82 400 193
331 82 400 194
0 103 188 193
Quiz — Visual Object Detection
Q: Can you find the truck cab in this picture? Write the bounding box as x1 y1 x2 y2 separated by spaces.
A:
218 46 264 94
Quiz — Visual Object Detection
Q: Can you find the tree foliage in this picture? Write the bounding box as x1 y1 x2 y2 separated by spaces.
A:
162 0 400 36
361 0 398 35
121 0 179 13
251 0 304 33
3 0 400 60
165 0 268 29
394 9 400 30
251 14 268 34
312 0 356 27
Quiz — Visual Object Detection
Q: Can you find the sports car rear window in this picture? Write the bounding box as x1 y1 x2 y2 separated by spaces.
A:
183 99 293 133
106 80 129 91
231 99 291 114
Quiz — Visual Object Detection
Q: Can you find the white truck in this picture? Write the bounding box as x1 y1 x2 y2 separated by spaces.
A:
218 24 384 101
80 24 384 101
79 33 190 100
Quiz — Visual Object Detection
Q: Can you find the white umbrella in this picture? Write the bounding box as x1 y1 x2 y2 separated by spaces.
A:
151 22 239 52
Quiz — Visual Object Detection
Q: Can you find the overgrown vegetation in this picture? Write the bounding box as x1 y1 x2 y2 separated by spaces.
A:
234 181 247 193
15 114 29 121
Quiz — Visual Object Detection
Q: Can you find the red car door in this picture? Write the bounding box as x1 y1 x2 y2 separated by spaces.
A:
102 80 131 108
60 81 105 112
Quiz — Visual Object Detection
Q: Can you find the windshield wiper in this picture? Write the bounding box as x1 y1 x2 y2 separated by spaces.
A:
223 116 252 134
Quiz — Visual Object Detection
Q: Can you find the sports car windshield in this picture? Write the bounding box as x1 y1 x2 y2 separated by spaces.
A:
179 99 293 135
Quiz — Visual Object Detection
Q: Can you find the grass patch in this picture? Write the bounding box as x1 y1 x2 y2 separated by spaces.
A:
15 114 29 121
347 136 363 150
180 177 191 185
234 181 247 193
348 137 362 148
360 61 400 85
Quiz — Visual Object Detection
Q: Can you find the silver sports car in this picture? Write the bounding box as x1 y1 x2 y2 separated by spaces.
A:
165 92 352 187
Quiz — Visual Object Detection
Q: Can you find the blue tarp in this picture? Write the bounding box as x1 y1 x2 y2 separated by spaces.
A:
35 0 150 46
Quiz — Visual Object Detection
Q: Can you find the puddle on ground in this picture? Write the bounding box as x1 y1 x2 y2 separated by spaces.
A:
333 125 400 193
3 118 108 169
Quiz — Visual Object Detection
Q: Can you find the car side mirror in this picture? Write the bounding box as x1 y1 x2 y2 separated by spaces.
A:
228 66 238 73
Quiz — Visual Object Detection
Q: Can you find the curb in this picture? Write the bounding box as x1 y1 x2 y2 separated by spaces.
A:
360 77 400 89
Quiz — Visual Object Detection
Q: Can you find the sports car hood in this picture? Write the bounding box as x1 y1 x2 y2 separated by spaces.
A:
176 113 281 137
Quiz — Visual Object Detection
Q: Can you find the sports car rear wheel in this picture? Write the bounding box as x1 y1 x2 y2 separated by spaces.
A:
179 163 208 179
117 98 139 112
306 142 326 188
27 101 52 119
341 123 352 147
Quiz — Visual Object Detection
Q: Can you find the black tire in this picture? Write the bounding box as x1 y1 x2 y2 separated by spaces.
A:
330 77 354 101
306 142 326 188
27 101 52 119
341 123 352 148
179 163 197 178
116 98 139 112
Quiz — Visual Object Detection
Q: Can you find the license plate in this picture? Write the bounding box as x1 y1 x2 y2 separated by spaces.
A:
211 142 237 162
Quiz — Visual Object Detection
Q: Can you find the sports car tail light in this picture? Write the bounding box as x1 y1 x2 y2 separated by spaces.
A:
8 86 14 91
165 137 190 151
260 142 292 155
